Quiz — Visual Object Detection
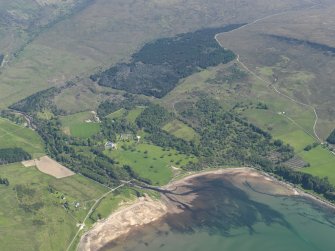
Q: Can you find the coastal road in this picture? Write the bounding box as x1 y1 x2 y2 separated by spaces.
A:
66 182 128 251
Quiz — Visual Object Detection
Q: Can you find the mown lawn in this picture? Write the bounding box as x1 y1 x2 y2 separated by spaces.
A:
0 118 45 158
0 163 108 251
104 142 197 185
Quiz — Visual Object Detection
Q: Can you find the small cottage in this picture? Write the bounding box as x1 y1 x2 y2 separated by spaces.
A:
105 141 117 150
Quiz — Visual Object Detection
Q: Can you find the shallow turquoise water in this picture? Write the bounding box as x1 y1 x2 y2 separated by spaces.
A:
103 175 335 251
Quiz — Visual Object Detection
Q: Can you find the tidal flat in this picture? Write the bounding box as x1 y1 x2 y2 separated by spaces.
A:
81 168 335 251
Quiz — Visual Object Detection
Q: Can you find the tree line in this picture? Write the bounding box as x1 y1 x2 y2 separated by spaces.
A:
97 93 149 118
136 104 197 155
181 97 294 169
8 78 335 201
0 177 9 186
0 148 31 165
327 129 335 144
92 25 239 98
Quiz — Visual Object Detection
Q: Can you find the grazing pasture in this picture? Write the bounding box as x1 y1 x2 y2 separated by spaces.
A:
106 108 126 120
0 118 44 158
299 146 335 185
242 109 316 152
104 142 197 185
125 107 146 124
162 119 199 142
0 163 108 251
60 111 100 138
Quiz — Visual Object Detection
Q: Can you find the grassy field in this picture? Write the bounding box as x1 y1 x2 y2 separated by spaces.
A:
299 146 335 184
106 108 126 120
240 79 335 185
104 141 197 185
0 163 109 251
0 118 45 158
242 109 316 152
125 107 146 124
106 107 145 124
60 111 100 138
162 119 199 142
88 187 138 224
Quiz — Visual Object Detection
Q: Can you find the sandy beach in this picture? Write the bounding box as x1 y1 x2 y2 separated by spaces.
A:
77 167 335 251
78 195 168 251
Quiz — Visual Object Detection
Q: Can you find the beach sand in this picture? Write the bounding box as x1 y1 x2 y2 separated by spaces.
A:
78 167 334 251
78 195 167 251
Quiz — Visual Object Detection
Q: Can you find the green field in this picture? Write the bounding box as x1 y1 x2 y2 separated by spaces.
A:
2 1 335 250
125 107 146 124
0 118 44 158
0 163 108 251
106 107 145 124
104 142 197 185
162 119 199 142
299 146 335 184
106 108 126 120
60 111 100 138
242 109 316 152
89 187 139 223
245 109 335 185
162 58 335 186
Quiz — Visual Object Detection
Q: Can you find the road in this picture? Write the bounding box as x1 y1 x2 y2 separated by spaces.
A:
65 183 127 251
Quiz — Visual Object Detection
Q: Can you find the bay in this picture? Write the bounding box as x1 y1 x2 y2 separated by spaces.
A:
102 172 335 251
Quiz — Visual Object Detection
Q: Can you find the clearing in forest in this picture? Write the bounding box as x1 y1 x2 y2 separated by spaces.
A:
60 111 101 138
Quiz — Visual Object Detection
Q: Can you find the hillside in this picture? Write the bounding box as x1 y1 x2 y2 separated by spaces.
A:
0 0 312 108
216 2 335 140
0 0 335 250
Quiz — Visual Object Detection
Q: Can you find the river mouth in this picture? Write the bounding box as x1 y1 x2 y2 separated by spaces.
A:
86 169 335 251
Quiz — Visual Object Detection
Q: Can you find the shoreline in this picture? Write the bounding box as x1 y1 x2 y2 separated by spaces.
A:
77 167 335 251
77 195 167 251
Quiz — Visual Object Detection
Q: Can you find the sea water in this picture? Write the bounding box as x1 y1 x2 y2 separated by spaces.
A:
102 175 335 251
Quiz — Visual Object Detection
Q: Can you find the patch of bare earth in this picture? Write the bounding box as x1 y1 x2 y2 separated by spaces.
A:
22 155 74 178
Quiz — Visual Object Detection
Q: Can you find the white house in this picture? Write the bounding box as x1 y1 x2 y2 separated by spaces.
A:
105 141 117 150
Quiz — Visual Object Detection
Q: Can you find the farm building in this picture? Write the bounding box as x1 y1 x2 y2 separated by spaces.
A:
105 141 117 150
